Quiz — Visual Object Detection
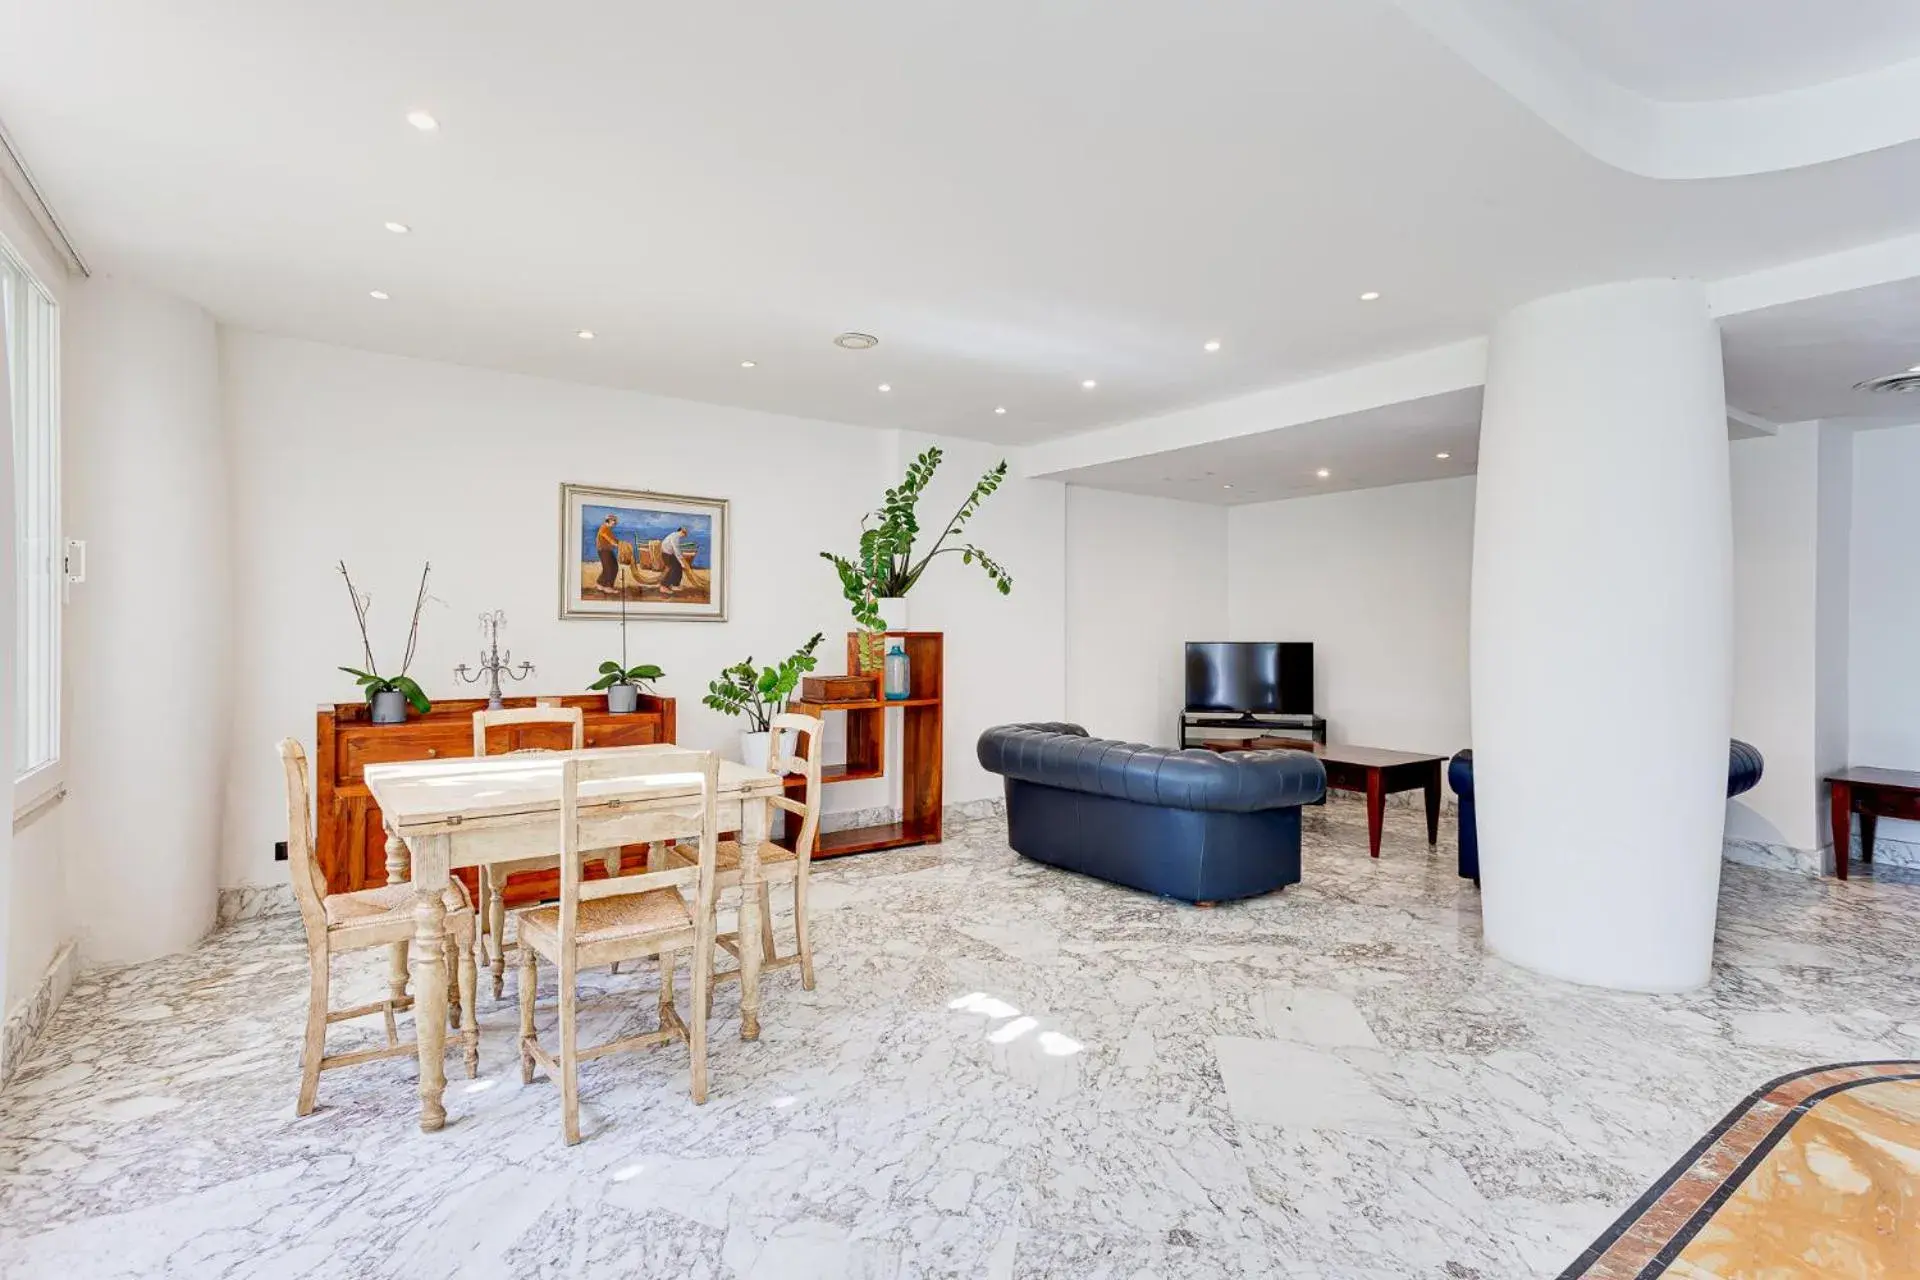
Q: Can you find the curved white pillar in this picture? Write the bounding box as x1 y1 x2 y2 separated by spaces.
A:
1471 279 1732 992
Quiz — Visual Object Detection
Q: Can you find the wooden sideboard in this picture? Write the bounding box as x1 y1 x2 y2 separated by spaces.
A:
314 693 676 905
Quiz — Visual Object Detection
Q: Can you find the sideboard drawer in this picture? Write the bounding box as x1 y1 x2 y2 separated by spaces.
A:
584 719 661 749
337 724 475 782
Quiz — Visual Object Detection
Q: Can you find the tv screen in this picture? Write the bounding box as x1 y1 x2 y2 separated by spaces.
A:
1185 641 1313 714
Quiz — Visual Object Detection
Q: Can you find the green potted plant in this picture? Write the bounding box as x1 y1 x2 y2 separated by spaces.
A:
703 632 825 769
337 561 433 725
821 446 1012 662
587 589 664 713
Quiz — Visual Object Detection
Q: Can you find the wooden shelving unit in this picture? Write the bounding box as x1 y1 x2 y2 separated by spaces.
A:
786 631 943 860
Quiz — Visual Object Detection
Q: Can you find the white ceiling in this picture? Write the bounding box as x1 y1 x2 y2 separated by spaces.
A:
1479 0 1920 101
6 1 1920 448
1723 277 1920 427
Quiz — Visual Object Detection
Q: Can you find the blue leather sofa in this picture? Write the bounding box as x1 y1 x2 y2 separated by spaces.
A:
976 722 1327 903
1449 740 1764 884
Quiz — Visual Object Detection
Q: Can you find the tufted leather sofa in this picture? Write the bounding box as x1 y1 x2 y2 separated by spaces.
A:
1449 739 1764 885
977 723 1327 903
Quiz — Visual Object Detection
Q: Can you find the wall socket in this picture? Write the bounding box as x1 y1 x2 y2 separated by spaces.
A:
274 840 288 862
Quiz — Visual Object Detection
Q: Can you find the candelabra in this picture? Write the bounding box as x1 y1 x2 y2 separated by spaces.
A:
453 610 534 709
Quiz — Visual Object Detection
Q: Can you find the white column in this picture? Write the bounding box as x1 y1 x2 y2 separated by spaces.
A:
1471 279 1732 992
63 276 228 964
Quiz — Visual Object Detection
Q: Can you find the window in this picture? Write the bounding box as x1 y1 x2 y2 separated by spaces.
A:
3 236 59 795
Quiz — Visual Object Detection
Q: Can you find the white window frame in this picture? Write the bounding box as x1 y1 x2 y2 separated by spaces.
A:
4 231 62 816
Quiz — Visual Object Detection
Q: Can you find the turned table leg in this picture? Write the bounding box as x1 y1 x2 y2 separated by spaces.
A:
385 827 411 1006
736 798 768 1041
409 833 451 1133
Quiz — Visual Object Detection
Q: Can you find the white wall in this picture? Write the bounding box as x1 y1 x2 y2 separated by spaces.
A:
1065 487 1227 745
219 333 1056 887
1850 420 1920 853
62 275 228 964
1726 426 1825 852
1226 476 1475 756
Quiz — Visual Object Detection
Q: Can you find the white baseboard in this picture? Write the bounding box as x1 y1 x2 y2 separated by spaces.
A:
1 940 79 1093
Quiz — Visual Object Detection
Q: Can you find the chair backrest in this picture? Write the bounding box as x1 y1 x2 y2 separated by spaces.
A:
766 713 824 869
277 739 330 940
473 705 585 757
557 748 719 956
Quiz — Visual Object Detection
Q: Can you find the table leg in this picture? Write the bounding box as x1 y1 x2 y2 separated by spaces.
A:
384 828 411 1006
1829 782 1851 881
409 833 451 1132
1860 810 1878 868
1365 770 1385 858
1424 763 1441 847
736 798 768 1041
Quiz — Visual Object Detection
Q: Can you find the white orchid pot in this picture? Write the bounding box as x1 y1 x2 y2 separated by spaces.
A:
370 689 408 725
739 730 773 773
606 682 639 714
876 596 910 631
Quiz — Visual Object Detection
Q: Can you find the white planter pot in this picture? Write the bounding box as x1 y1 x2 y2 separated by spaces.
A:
875 596 910 631
739 730 773 773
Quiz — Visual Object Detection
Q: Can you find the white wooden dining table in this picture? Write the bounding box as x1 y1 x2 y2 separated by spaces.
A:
363 745 785 1132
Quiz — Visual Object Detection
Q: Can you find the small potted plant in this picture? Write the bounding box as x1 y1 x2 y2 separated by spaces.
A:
588 590 663 713
337 560 433 725
821 445 1013 667
703 632 825 769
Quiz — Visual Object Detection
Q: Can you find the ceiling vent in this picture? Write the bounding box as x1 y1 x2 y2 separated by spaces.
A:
1855 372 1920 395
833 332 879 350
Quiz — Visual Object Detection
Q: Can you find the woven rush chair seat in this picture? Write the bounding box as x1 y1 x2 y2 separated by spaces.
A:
323 881 470 928
517 889 691 953
671 838 798 874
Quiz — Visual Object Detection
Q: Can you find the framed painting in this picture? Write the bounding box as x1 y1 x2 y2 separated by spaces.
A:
559 484 729 621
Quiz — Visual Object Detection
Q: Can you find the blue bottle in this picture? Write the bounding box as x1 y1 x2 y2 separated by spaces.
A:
884 643 911 700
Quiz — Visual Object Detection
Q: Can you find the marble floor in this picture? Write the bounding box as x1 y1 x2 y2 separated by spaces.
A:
3 799 1920 1279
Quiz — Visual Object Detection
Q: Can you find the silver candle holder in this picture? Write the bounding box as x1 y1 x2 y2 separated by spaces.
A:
453 610 534 709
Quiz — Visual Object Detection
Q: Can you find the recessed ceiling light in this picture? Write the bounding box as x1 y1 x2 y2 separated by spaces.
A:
1222 483 1234 489
1359 291 1381 302
576 329 595 340
384 221 410 235
834 332 879 350
1203 340 1221 353
1316 468 1331 478
878 383 892 392
1082 379 1098 389
406 110 439 131
368 289 389 300
1436 451 1451 460
740 360 756 368
994 406 1007 414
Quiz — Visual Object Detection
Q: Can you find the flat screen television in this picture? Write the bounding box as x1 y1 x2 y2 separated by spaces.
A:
1184 641 1314 715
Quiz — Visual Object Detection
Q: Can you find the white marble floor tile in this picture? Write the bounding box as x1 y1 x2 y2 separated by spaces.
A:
2 797 1919 1278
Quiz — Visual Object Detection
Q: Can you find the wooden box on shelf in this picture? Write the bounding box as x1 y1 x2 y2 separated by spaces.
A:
313 693 676 905
800 673 879 704
785 631 944 859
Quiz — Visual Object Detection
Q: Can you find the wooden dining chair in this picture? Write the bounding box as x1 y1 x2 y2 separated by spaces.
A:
517 748 721 1144
472 705 590 999
670 713 824 1012
279 739 479 1116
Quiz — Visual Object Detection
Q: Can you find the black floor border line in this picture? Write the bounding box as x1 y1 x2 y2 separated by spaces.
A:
1631 1071 1920 1278
1555 1060 1920 1279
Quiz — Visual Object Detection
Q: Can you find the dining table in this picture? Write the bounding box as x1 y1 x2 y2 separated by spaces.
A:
362 744 785 1132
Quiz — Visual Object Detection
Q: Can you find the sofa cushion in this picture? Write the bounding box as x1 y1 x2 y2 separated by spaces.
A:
977 722 1325 813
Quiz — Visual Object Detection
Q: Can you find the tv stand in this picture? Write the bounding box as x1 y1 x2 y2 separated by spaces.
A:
1178 710 1325 750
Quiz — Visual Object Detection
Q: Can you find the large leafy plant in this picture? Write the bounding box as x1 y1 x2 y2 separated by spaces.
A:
821 445 1013 630
703 632 825 733
337 560 434 715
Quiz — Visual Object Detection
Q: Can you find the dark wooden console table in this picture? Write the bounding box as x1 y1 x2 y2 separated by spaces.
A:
1199 738 1444 857
1826 766 1920 880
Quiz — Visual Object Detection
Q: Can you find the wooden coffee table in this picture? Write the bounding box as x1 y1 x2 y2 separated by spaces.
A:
1826 766 1920 880
1199 738 1445 857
